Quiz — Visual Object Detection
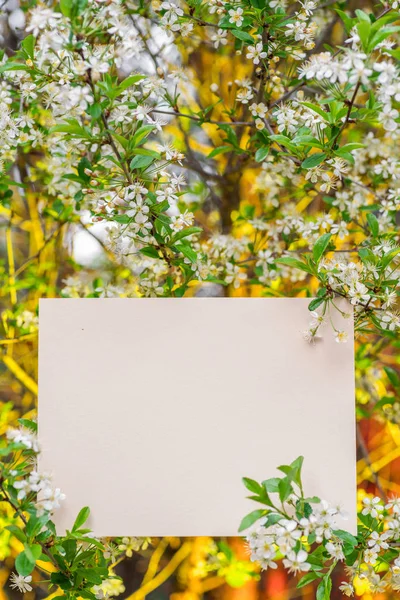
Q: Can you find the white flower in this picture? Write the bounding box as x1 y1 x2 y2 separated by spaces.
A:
37 486 66 513
309 311 326 328
26 7 62 36
9 574 33 593
6 427 39 452
276 519 302 550
171 210 194 232
380 311 400 331
16 310 39 332
132 105 153 122
211 29 228 49
282 550 311 574
339 581 354 597
228 7 244 27
362 496 384 518
335 330 348 343
275 105 299 133
374 61 397 85
118 536 150 556
325 541 344 561
348 282 370 305
250 102 267 118
367 530 390 551
386 496 400 513
380 104 399 132
155 186 178 203
246 43 267 65
349 63 372 85
236 88 254 104
364 547 378 565
303 329 321 344
13 479 32 500
330 221 348 240
327 158 349 179
225 263 247 288
258 556 278 570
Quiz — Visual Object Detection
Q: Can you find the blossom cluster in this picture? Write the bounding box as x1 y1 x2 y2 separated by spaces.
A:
1 1 400 597
242 457 400 597
1 420 151 597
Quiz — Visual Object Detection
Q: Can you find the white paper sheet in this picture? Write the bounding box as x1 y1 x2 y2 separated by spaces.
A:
38 298 356 536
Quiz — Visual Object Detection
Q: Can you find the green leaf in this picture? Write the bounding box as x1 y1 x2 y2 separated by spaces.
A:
140 246 161 259
151 199 169 213
0 62 30 74
79 591 97 600
62 539 78 562
87 103 102 119
308 297 326 311
177 243 197 263
24 544 42 563
73 537 104 549
231 29 255 43
301 102 329 121
366 212 379 237
268 134 297 152
111 132 129 150
238 509 266 532
21 35 35 59
278 476 293 503
74 0 88 16
301 153 327 169
264 513 283 527
288 455 304 486
132 148 160 159
170 227 202 244
60 0 73 16
132 125 155 147
113 74 146 98
219 123 239 148
333 529 358 547
78 157 91 182
25 513 50 538
316 575 332 600
334 149 354 165
75 569 103 585
335 9 355 33
6 525 27 543
130 155 154 170
357 20 371 51
113 215 131 224
15 551 35 576
276 257 314 275
242 477 264 496
380 247 400 269
338 142 365 152
297 572 320 588
255 147 269 162
72 506 90 532
208 146 232 158
51 572 73 590
262 477 280 493
50 120 92 140
374 396 396 411
292 134 322 148
17 418 37 432
313 233 332 264
384 366 400 389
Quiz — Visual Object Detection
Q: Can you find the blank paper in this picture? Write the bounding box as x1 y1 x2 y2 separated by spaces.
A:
38 298 356 537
